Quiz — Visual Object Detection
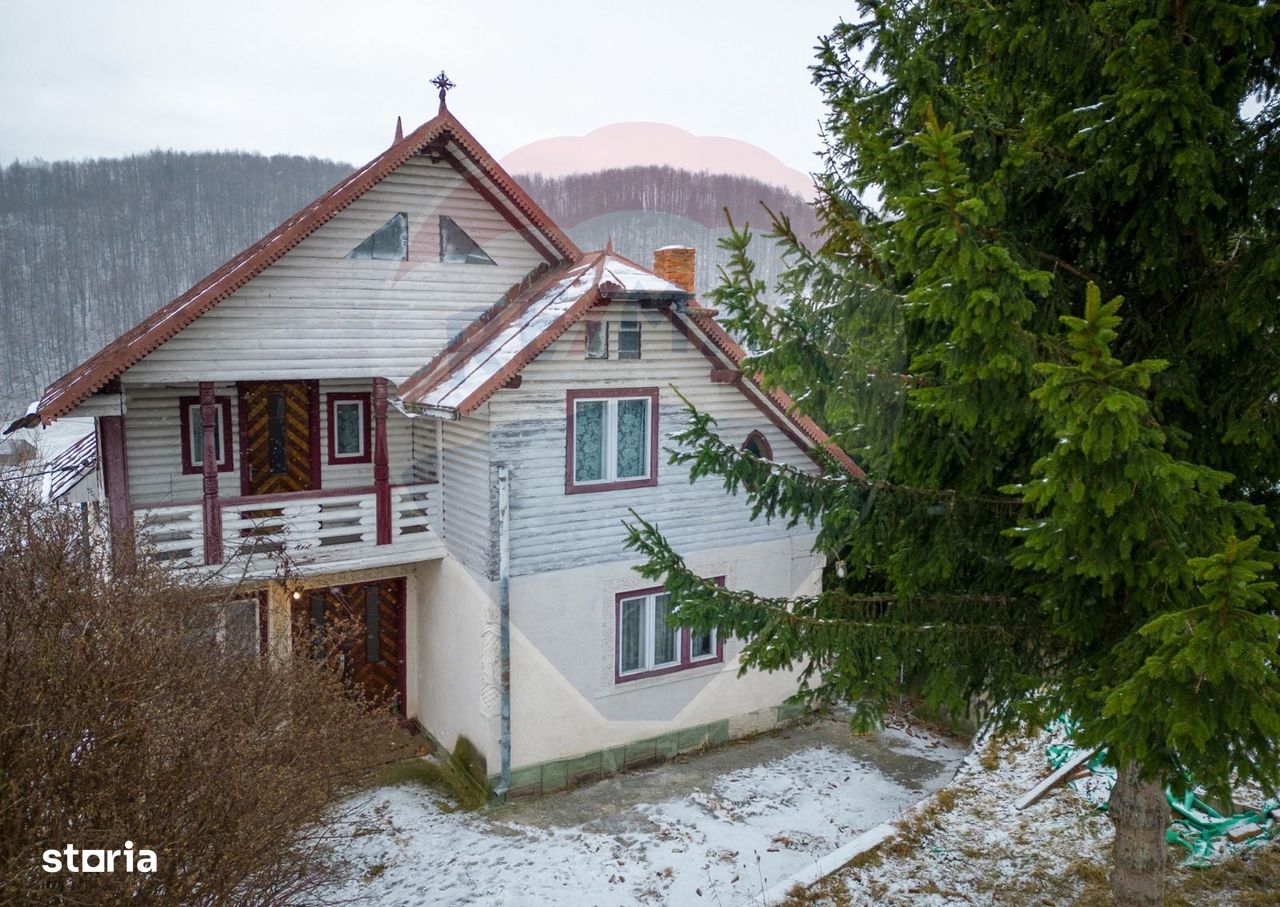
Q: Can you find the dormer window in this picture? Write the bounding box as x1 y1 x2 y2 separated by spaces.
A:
440 216 496 265
347 212 408 260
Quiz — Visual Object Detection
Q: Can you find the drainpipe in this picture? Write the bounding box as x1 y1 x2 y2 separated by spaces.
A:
496 465 512 797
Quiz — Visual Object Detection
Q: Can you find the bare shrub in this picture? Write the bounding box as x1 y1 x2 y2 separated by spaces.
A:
0 478 413 904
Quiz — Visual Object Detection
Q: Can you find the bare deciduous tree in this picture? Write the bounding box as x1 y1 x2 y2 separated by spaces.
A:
0 478 413 905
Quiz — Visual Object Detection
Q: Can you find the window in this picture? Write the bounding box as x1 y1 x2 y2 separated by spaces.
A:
742 430 773 461
327 393 371 464
347 212 408 260
566 388 659 493
200 596 261 657
179 395 233 475
365 585 382 664
741 430 773 492
618 319 641 359
584 320 608 359
439 215 496 265
615 580 724 682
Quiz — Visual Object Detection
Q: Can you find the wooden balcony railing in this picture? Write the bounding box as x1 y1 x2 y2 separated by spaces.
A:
135 482 443 580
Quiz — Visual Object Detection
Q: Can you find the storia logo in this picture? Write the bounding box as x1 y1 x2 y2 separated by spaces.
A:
42 841 157 873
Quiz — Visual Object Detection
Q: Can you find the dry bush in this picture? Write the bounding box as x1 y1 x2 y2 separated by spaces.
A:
0 480 413 904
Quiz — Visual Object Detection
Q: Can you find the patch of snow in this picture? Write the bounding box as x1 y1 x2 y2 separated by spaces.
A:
321 731 964 906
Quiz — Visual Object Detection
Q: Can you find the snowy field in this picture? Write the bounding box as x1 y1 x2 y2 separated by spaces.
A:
322 720 966 906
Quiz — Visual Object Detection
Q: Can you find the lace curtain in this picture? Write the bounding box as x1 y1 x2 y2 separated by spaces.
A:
615 398 648 478
574 400 605 481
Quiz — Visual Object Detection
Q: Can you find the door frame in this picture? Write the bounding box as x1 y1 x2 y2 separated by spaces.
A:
288 576 409 710
235 380 322 497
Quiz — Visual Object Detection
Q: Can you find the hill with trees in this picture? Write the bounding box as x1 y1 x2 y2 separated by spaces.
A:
0 154 812 419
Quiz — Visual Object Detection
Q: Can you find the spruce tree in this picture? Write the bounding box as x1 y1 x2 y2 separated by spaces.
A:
626 3 1279 903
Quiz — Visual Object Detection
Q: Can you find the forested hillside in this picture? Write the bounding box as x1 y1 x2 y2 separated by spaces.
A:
0 152 354 419
519 166 817 305
0 154 813 420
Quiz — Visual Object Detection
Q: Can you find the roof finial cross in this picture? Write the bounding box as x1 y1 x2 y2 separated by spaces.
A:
431 70 455 113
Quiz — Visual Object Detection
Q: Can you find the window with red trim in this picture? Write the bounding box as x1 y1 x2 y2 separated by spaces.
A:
179 396 233 475
327 392 372 465
615 579 724 683
566 387 659 494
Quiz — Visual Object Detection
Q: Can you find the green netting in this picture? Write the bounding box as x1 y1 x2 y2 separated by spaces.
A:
1042 717 1278 868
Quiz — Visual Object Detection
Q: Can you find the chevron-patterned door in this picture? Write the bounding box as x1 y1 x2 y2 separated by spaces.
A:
239 381 317 496
293 579 405 707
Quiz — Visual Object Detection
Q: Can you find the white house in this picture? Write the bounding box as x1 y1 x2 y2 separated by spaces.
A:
7 94 861 798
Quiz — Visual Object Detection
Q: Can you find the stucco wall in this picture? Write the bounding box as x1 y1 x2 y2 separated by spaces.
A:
409 555 501 770
507 533 824 768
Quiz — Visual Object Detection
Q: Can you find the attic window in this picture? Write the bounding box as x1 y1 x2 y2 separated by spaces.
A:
585 321 608 359
440 216 496 265
347 212 408 260
618 320 641 359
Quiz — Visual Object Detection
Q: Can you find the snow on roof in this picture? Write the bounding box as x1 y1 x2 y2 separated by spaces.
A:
45 430 97 501
399 248 689 415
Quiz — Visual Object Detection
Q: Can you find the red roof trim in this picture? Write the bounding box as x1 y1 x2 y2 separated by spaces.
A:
14 110 578 431
678 310 865 477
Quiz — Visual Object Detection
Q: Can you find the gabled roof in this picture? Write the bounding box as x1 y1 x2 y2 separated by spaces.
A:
399 246 689 414
9 109 579 432
398 246 865 478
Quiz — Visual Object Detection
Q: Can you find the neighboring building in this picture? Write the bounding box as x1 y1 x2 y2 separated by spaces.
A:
5 95 860 797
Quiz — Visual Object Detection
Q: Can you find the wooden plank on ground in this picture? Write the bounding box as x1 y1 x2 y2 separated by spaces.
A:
1014 748 1097 811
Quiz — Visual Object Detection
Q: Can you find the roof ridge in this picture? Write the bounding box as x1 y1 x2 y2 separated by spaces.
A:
13 110 579 431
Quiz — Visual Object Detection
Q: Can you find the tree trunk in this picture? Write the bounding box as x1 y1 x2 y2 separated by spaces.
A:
1110 761 1167 907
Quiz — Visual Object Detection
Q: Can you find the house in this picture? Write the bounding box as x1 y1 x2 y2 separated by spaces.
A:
6 89 861 798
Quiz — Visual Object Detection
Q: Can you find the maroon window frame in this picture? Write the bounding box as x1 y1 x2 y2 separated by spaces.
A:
327 392 372 465
614 577 725 684
179 395 234 475
743 429 773 460
565 387 660 495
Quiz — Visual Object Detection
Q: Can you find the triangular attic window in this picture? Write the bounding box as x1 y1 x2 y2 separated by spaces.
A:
440 216 496 265
347 212 408 260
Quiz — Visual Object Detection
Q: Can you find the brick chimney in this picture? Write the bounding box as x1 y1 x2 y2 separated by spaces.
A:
652 245 696 294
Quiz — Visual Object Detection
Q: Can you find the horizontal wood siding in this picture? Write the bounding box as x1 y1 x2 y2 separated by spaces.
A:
440 409 495 577
125 155 546 385
124 379 419 507
487 305 820 577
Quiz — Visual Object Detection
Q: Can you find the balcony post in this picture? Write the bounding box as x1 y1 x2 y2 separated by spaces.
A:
200 382 223 564
374 378 391 545
99 411 134 566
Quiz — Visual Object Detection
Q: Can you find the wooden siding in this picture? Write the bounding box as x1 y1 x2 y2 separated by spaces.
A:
486 305 821 578
439 409 494 577
124 380 420 507
125 155 547 385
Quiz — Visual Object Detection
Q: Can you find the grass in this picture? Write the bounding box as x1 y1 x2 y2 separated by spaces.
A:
372 754 489 811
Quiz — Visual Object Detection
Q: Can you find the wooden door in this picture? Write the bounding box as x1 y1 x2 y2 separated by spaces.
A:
238 381 318 496
293 579 405 707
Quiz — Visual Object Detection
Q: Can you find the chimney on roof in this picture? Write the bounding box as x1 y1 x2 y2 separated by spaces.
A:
653 246 696 294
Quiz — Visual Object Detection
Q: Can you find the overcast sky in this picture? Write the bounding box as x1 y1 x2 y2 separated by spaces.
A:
0 0 852 178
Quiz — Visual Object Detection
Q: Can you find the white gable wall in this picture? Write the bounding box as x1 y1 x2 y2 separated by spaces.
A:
124 155 548 386
486 303 821 578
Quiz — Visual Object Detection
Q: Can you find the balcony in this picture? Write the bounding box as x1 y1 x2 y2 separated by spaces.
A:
136 482 444 582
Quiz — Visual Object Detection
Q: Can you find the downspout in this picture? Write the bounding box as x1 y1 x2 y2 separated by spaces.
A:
496 465 512 797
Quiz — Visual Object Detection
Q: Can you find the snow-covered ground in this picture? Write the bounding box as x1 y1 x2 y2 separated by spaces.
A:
322 720 966 906
797 727 1279 906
